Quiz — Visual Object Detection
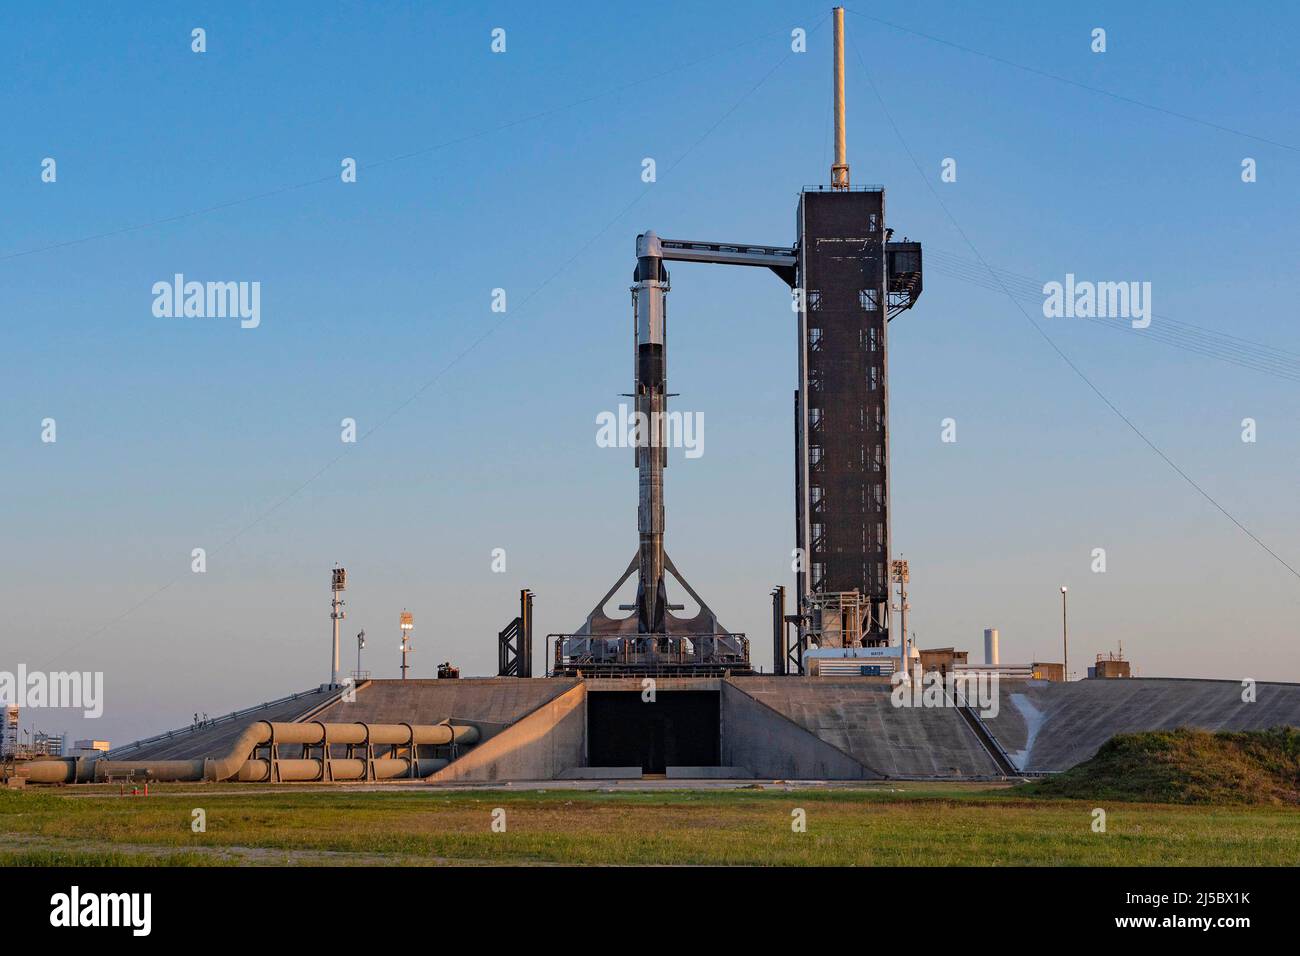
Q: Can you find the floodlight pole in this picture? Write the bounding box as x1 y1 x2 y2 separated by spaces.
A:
1060 586 1069 682
330 567 347 687
891 560 910 682
400 611 414 680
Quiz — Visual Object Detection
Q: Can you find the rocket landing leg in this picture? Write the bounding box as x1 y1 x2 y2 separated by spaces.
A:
578 551 727 638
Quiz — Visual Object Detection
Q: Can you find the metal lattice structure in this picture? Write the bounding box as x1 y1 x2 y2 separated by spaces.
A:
498 589 534 677
794 187 921 649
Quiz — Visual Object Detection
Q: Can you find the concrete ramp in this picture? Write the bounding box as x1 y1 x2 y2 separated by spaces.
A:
727 677 1001 778
312 677 579 742
108 679 578 767
107 687 343 761
426 683 586 783
982 678 1300 772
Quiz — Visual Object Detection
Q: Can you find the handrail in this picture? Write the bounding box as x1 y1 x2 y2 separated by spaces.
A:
949 680 1022 776
107 686 342 757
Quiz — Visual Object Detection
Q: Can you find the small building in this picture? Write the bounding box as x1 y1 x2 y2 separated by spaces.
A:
804 644 920 677
1030 662 1064 682
919 647 969 676
1092 656 1131 679
1091 645 1131 678
73 739 111 755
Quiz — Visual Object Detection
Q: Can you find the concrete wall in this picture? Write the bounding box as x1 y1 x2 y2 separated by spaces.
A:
313 677 578 731
427 683 587 783
721 682 878 780
729 677 1001 778
583 678 721 692
982 677 1300 772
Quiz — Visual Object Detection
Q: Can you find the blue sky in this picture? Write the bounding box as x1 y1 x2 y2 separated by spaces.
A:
3 1 1298 744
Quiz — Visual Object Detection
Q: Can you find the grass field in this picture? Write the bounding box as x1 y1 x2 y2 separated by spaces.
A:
3 781 1297 866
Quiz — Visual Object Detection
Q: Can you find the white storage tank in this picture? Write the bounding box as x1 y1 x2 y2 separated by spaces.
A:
983 627 1000 666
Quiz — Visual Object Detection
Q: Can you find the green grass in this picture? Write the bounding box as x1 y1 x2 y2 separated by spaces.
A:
2 782 1297 866
1021 727 1300 806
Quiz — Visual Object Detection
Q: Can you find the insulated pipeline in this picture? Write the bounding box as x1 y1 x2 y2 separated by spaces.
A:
11 720 478 784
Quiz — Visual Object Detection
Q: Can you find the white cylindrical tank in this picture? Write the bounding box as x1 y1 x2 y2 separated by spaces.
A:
983 627 1000 666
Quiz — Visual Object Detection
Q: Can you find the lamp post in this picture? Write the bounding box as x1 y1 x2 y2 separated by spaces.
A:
1060 586 1069 682
355 629 366 680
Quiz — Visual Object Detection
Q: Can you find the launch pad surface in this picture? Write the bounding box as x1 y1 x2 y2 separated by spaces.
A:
85 675 1300 785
